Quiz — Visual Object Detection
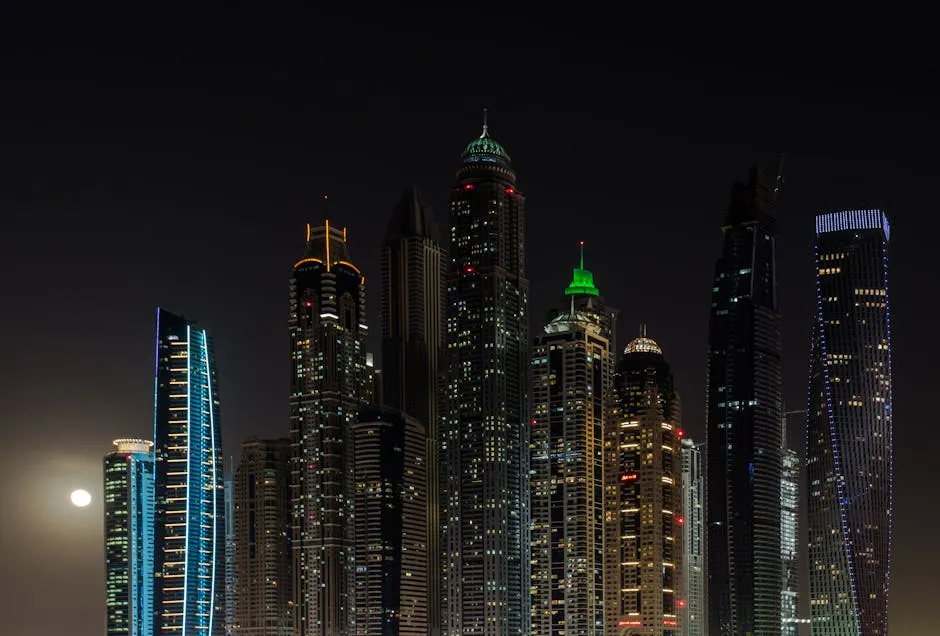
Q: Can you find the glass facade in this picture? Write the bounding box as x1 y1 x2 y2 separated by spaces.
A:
806 210 893 635
607 329 683 636
530 254 612 636
781 447 800 635
680 438 705 636
705 166 784 636
153 308 225 634
224 473 235 636
289 221 372 636
443 120 530 635
104 439 154 636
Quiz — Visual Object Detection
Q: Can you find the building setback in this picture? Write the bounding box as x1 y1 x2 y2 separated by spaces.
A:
351 408 428 636
235 438 293 635
530 248 612 635
806 210 893 635
606 327 683 636
104 438 154 636
705 166 784 636
680 438 706 636
152 308 225 634
443 115 530 635
289 220 372 636
381 187 445 636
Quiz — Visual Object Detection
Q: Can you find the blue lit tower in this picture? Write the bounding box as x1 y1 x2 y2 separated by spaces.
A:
806 210 893 635
705 166 784 636
104 438 154 636
153 308 225 634
289 220 372 636
443 113 529 635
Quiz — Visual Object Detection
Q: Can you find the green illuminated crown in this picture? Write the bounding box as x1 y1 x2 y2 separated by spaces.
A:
564 242 600 297
461 109 511 166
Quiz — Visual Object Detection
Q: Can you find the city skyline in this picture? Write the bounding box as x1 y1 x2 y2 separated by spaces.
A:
3 8 937 636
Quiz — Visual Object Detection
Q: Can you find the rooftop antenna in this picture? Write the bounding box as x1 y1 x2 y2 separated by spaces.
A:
772 153 786 206
481 108 489 137
579 240 585 269
639 323 647 338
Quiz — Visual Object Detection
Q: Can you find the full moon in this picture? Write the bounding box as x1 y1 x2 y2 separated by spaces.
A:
70 489 92 507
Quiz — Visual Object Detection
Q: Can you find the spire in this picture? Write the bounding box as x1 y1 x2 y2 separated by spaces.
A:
482 107 489 137
640 323 647 338
385 186 439 241
564 240 600 297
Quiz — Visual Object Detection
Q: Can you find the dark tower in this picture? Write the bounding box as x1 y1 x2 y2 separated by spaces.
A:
289 220 371 636
381 187 444 636
806 210 893 635
443 113 529 635
705 167 784 636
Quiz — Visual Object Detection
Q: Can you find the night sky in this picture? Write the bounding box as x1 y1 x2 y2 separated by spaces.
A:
2 6 937 635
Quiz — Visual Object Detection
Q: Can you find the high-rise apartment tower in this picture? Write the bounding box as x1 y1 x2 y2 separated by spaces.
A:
680 438 706 636
705 166 784 636
381 187 444 636
104 438 154 636
235 438 293 635
290 220 372 636
152 308 225 634
531 247 613 635
443 115 529 635
806 210 893 635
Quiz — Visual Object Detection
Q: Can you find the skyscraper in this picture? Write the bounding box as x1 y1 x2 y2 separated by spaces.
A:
152 308 225 634
443 115 529 635
104 438 154 636
235 438 293 635
289 220 372 636
351 408 428 636
680 438 705 636
781 447 799 636
530 247 612 635
381 187 445 636
806 210 893 635
705 166 784 636
606 327 683 636
225 472 235 636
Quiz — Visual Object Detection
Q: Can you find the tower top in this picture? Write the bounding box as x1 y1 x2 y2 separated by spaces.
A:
564 240 600 297
461 110 511 166
624 324 663 356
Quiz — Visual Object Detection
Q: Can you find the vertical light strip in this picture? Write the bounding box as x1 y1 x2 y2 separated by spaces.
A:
204 330 218 636
325 219 331 271
183 324 191 631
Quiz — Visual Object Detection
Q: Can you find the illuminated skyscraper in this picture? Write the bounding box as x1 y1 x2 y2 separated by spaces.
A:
705 166 784 636
235 438 293 635
104 438 154 636
606 327 683 636
806 210 893 635
351 408 428 636
381 187 444 636
289 220 372 636
781 446 799 636
680 438 705 636
530 246 612 635
152 308 225 634
225 472 235 636
443 114 529 635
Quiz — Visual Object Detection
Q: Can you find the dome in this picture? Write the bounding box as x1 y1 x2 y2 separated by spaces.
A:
624 325 662 355
461 111 511 166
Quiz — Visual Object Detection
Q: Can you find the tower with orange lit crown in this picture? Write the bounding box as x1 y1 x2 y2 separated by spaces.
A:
531 245 613 635
289 219 372 636
442 114 530 635
606 327 684 636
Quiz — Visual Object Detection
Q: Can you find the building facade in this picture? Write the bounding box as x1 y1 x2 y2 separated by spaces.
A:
289 220 372 636
606 328 683 636
530 249 612 635
806 210 893 635
381 187 445 636
351 408 428 636
443 117 530 635
680 438 705 636
152 308 225 634
225 472 235 636
235 438 293 635
781 447 799 636
705 167 784 636
104 438 154 636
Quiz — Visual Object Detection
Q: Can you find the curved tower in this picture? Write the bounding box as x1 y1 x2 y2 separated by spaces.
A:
705 166 783 636
606 328 683 636
289 220 371 636
806 210 893 635
443 115 529 635
531 245 613 636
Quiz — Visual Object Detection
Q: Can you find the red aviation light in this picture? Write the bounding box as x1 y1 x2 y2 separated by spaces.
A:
677 516 684 525
677 429 685 438
304 301 313 307
463 184 475 190
678 599 687 608
531 419 537 426
126 455 132 461
505 187 515 194
465 266 475 273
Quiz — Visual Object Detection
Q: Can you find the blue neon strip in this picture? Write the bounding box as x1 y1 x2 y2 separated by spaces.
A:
815 209 890 241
